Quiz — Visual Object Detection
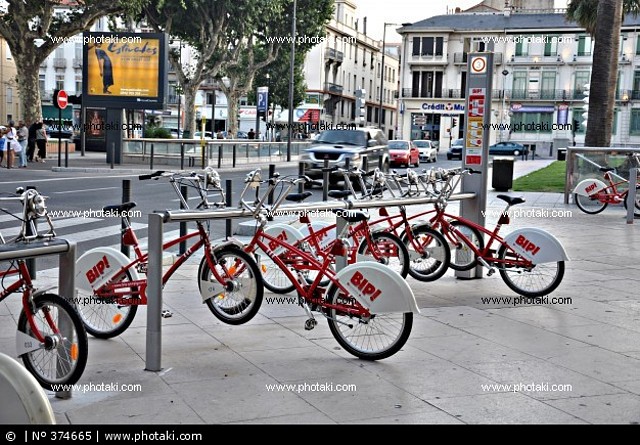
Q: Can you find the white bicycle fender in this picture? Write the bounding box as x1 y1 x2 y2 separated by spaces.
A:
503 228 569 264
574 178 607 197
261 224 305 256
76 247 140 292
333 262 419 314
299 221 335 250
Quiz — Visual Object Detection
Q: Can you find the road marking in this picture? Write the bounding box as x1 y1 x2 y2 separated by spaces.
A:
0 217 103 238
54 187 120 194
0 174 141 185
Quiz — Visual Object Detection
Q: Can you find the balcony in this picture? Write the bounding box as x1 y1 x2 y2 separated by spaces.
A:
167 94 180 105
53 58 67 69
200 78 217 89
72 58 82 69
40 90 53 102
402 88 502 99
324 48 344 65
452 52 502 66
324 82 343 95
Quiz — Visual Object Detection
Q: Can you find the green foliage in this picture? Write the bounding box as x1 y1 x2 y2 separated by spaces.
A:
144 127 173 139
513 161 566 193
567 0 640 34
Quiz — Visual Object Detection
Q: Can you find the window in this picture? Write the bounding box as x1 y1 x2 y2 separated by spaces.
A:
541 71 556 99
577 35 592 56
575 71 590 98
412 37 420 56
6 87 12 103
353 75 357 93
511 112 553 133
39 74 45 93
544 35 558 56
633 71 640 99
422 37 434 56
636 35 640 55
572 108 586 134
75 42 82 60
515 37 529 56
630 109 640 135
369 79 372 99
75 77 82 95
435 37 444 56
55 74 64 91
370 52 374 69
5 42 11 59
363 48 367 66
55 46 64 58
512 71 527 96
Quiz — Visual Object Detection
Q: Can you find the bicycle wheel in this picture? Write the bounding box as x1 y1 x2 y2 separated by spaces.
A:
200 247 264 325
574 192 607 214
325 284 413 360
255 249 296 294
76 270 138 339
622 186 640 217
18 293 88 391
356 232 410 278
497 244 565 297
401 224 450 281
442 220 484 271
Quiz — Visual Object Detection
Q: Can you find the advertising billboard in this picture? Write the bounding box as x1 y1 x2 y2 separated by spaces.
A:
82 32 167 109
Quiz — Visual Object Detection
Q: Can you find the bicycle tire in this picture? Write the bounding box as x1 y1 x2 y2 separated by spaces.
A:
574 192 607 214
356 231 410 278
18 293 88 391
401 224 450 281
255 248 296 294
200 247 264 325
76 270 138 339
497 244 565 297
442 220 484 271
325 284 413 360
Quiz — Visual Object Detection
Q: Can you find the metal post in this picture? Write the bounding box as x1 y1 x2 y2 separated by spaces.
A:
268 164 276 206
56 241 76 399
180 143 185 170
232 144 237 168
344 157 351 191
150 143 154 170
627 167 638 224
121 180 131 258
110 143 115 169
362 155 368 173
64 140 69 168
286 0 297 162
145 213 163 372
335 216 348 271
218 145 222 169
225 179 232 238
179 185 188 254
57 107 62 168
25 221 36 280
298 162 305 193
378 155 383 170
322 158 330 201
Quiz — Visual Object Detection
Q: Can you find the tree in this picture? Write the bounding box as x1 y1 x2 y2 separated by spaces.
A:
251 50 307 117
218 0 333 137
0 0 148 125
566 0 639 147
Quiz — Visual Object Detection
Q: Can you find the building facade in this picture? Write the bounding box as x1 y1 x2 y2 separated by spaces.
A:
1 37 20 124
302 0 399 139
398 8 640 153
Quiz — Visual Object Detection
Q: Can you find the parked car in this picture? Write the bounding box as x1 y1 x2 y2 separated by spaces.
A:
447 138 464 160
46 127 73 140
413 140 438 163
389 140 419 167
300 127 390 185
193 131 214 139
489 141 528 156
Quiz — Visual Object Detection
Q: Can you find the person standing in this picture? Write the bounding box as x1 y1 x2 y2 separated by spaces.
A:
35 122 48 162
27 120 37 162
17 120 28 168
3 121 17 169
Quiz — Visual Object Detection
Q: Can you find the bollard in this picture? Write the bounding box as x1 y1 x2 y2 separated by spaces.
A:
225 179 232 238
150 143 154 170
378 156 383 170
218 145 223 169
179 185 188 254
121 180 131 258
64 140 69 168
180 143 185 170
268 164 276 206
298 162 305 193
246 143 250 159
322 157 330 201
110 143 115 169
25 219 36 280
232 144 237 168
362 155 368 173
344 157 351 191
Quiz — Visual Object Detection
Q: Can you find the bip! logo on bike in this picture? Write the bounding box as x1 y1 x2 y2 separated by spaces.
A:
350 271 382 302
85 255 112 284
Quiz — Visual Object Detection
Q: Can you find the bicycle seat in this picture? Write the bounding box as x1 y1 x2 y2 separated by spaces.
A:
103 202 137 214
599 167 615 172
496 195 526 206
284 191 313 202
328 190 352 199
331 209 369 223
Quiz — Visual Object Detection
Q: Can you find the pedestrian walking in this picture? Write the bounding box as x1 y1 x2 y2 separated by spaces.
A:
27 120 37 162
17 120 28 168
35 122 48 162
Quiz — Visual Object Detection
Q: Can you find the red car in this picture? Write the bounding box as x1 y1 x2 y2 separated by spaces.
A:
389 140 420 167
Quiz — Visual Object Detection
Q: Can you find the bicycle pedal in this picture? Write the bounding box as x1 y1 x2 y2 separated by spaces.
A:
161 309 173 318
486 269 496 277
304 318 317 331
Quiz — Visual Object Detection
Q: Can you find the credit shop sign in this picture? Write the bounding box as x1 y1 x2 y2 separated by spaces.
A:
421 102 465 112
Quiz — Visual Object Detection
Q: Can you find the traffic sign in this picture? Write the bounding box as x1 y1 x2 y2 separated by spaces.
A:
56 90 68 110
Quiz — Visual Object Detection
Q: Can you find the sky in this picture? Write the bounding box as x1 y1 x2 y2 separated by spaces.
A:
354 0 570 42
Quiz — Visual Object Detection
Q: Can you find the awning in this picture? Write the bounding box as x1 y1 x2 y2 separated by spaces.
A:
42 104 72 121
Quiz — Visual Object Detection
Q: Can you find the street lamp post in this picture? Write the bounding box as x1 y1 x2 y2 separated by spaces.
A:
286 0 297 162
378 22 398 132
501 69 509 142
266 73 271 141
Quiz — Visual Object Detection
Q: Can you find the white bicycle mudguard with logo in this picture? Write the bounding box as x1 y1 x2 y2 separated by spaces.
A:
503 228 569 264
260 224 305 256
299 221 335 250
573 178 607 197
76 247 140 293
332 262 420 314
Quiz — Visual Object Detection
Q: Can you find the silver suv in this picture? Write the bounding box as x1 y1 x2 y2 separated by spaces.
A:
300 127 390 183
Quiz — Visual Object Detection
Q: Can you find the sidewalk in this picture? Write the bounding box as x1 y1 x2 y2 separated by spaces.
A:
2 157 640 424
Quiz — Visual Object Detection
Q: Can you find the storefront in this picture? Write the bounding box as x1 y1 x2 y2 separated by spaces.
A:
406 101 465 145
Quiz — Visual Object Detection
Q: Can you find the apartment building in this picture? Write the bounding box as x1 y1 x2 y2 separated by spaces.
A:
398 7 640 153
0 37 20 123
303 0 399 139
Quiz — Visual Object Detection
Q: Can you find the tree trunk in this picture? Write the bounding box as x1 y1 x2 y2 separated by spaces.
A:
227 91 241 138
585 0 621 147
182 84 198 139
607 5 622 146
15 55 43 125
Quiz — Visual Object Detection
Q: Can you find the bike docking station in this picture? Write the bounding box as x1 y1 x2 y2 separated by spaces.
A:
628 167 638 224
458 51 493 279
143 184 476 371
0 212 77 400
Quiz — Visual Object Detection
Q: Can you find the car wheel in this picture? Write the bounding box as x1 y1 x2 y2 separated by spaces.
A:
447 155 452 160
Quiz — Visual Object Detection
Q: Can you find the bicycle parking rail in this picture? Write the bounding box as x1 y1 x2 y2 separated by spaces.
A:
0 239 77 399
144 191 476 371
628 168 638 224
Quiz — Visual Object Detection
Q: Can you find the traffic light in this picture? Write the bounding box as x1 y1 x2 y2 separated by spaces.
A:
581 83 589 130
68 94 82 105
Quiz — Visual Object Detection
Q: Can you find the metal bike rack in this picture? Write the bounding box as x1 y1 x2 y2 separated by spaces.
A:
0 238 77 399
145 192 476 371
627 168 638 224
